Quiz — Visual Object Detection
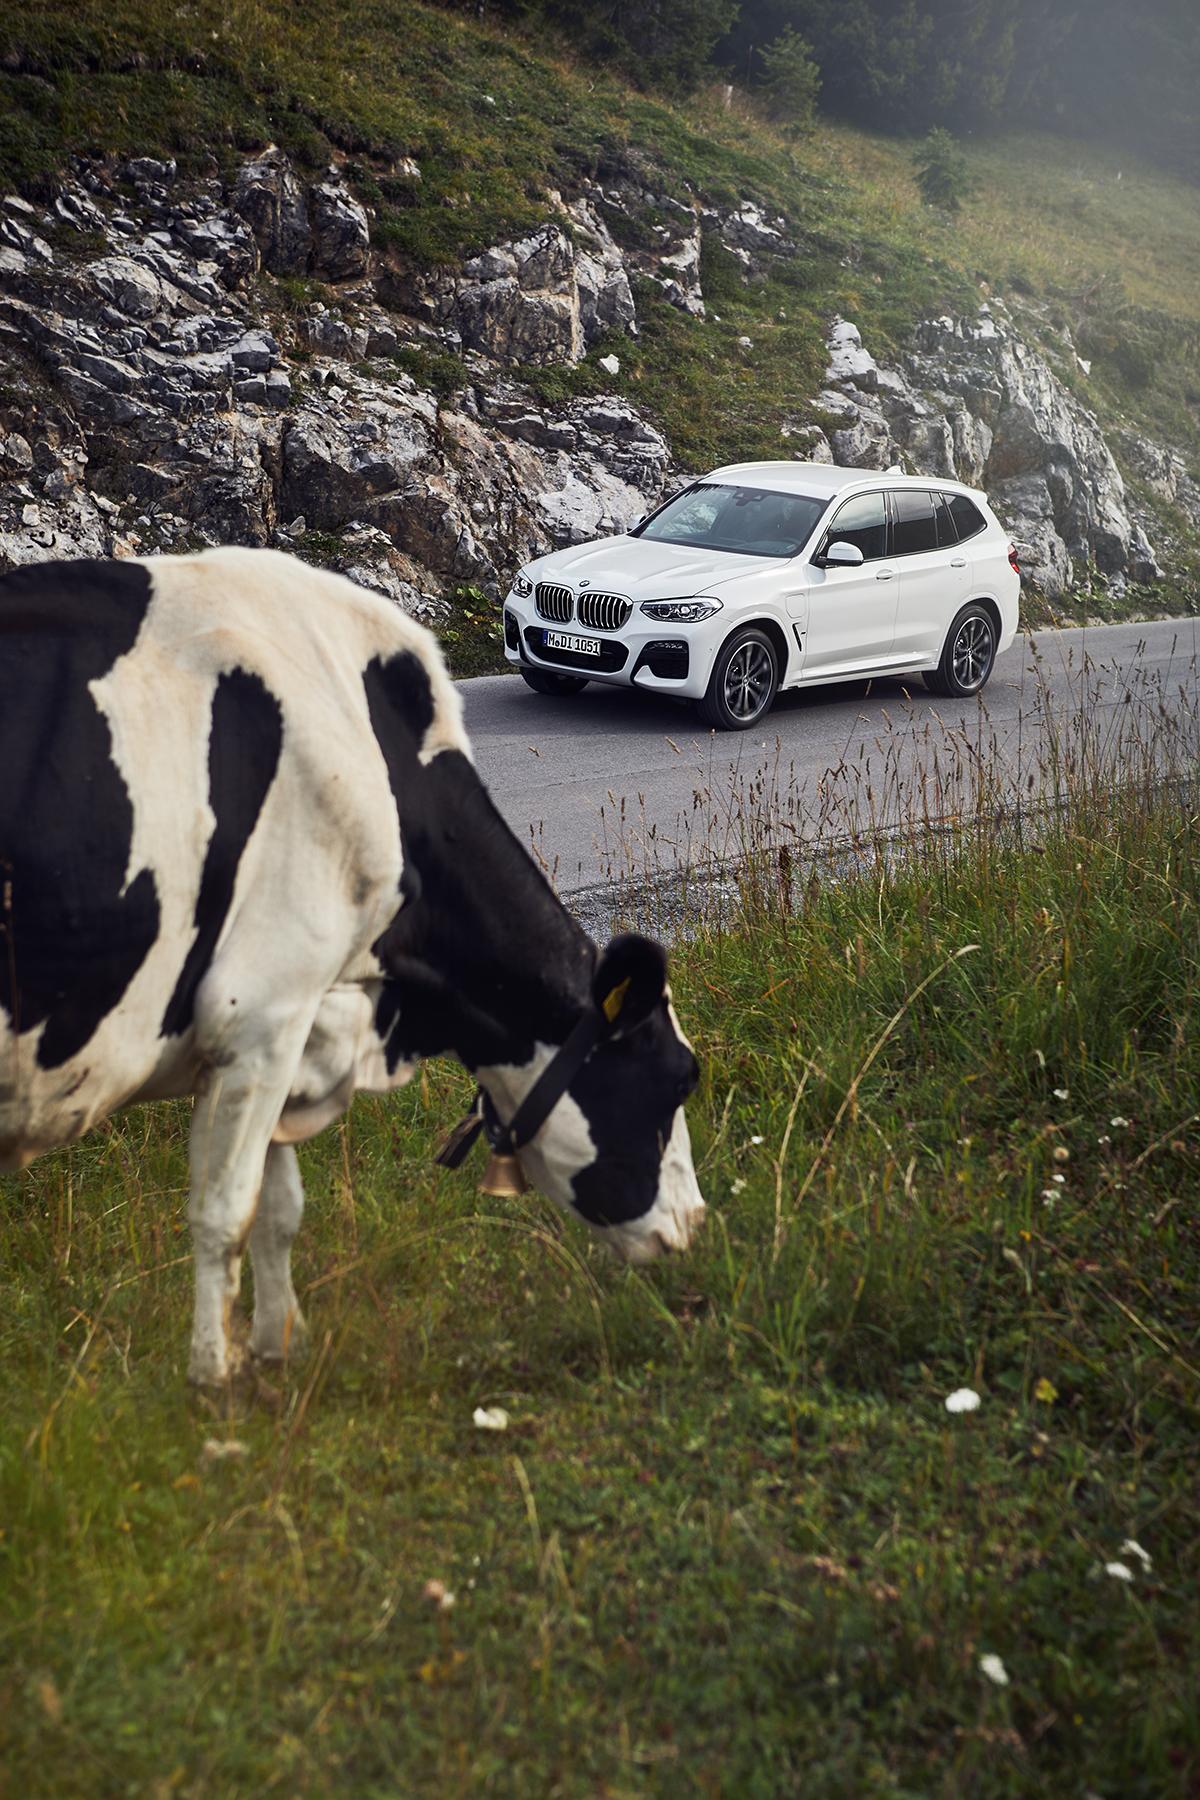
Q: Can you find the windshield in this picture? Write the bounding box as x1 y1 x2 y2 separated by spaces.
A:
634 483 827 559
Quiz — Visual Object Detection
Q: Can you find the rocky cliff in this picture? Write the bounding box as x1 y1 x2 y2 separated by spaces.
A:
2 149 1196 622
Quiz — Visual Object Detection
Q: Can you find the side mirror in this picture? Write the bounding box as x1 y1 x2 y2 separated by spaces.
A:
816 540 865 568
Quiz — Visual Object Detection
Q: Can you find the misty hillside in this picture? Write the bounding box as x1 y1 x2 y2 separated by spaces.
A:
1 0 1198 636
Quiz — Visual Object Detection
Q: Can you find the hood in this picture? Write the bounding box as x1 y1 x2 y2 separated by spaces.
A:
526 535 770 600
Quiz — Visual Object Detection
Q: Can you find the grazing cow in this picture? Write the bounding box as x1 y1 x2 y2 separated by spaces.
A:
0 549 705 1385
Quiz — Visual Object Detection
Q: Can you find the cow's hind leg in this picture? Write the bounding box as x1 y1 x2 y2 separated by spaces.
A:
187 1019 315 1388
249 1142 306 1364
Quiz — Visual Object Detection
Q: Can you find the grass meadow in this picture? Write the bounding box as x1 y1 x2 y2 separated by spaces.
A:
2 661 1199 1796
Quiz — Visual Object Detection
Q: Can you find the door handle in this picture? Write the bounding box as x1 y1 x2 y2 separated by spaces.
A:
875 568 895 581
951 557 967 568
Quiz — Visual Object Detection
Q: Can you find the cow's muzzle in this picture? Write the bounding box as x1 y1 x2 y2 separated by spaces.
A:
606 1196 707 1264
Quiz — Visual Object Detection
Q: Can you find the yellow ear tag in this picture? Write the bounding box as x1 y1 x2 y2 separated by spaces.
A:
602 976 632 1024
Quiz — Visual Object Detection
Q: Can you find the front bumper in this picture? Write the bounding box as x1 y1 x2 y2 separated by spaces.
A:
502 591 721 701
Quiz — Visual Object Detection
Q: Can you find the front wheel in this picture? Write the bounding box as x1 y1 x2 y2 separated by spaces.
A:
924 604 997 698
696 627 779 731
520 666 589 697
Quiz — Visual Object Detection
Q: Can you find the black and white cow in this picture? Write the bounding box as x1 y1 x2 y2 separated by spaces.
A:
0 548 704 1385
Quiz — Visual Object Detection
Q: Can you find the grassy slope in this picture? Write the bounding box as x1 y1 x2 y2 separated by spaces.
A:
3 2 1199 488
2 696 1199 1793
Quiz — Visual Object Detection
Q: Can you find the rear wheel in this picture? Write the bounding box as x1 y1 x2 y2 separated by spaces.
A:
696 627 779 731
520 666 589 697
924 604 997 698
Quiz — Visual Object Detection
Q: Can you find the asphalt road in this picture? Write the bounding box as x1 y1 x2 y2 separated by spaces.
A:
459 618 1200 908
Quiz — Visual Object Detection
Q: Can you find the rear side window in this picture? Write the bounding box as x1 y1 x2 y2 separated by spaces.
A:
932 492 958 547
891 490 938 555
947 493 986 542
825 492 888 561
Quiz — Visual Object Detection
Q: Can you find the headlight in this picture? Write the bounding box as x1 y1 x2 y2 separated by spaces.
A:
512 571 534 598
639 598 722 623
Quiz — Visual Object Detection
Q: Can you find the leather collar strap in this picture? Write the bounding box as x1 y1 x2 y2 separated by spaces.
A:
435 1006 607 1171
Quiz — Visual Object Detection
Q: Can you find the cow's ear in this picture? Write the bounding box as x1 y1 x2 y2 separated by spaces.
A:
593 933 668 1034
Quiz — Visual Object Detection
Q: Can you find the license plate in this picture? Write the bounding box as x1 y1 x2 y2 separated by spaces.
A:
544 630 601 656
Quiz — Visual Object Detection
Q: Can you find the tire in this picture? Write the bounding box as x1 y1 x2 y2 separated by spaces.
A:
696 627 779 731
520 665 589 697
923 604 997 698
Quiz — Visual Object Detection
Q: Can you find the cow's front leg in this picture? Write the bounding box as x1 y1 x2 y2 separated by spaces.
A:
249 1142 307 1364
187 1029 311 1389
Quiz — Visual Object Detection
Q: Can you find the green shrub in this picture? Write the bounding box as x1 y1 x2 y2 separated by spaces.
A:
914 126 972 210
1113 333 1156 388
390 344 470 402
697 230 745 307
757 27 821 135
438 583 507 676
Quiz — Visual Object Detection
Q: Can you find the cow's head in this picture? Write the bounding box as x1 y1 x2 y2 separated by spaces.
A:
506 935 706 1263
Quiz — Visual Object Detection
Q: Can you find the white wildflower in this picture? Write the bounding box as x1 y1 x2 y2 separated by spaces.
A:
730 1178 747 1195
201 1438 249 1464
1120 1539 1152 1571
979 1652 1010 1687
1097 1134 1111 1148
944 1388 981 1414
1053 1173 1066 1185
1053 1088 1070 1101
473 1406 509 1432
1110 1116 1130 1129
422 1578 457 1612
1053 1145 1070 1162
1104 1560 1134 1582
750 1134 765 1146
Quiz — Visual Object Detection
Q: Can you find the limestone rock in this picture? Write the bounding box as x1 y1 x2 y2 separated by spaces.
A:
655 226 705 318
392 212 636 368
308 169 371 281
231 147 310 277
564 198 637 342
825 318 878 390
300 310 369 360
717 201 791 256
1 150 1191 619
780 422 833 463
87 256 175 320
820 304 1166 593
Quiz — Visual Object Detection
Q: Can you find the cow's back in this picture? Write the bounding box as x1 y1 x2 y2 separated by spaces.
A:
1 548 464 1167
0 560 166 1084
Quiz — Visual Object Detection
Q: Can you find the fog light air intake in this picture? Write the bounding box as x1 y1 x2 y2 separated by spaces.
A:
635 640 690 680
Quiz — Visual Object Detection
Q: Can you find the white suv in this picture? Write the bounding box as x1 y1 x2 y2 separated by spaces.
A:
502 461 1020 729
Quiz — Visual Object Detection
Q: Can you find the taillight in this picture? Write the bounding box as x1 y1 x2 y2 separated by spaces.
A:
1007 543 1020 574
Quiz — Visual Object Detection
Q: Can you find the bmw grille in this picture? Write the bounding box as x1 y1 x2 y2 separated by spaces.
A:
576 591 632 631
535 582 573 622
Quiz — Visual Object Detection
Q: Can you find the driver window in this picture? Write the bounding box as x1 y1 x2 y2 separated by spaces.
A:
824 493 888 561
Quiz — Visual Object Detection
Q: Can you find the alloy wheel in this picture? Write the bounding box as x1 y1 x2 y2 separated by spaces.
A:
723 640 775 721
952 616 993 691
